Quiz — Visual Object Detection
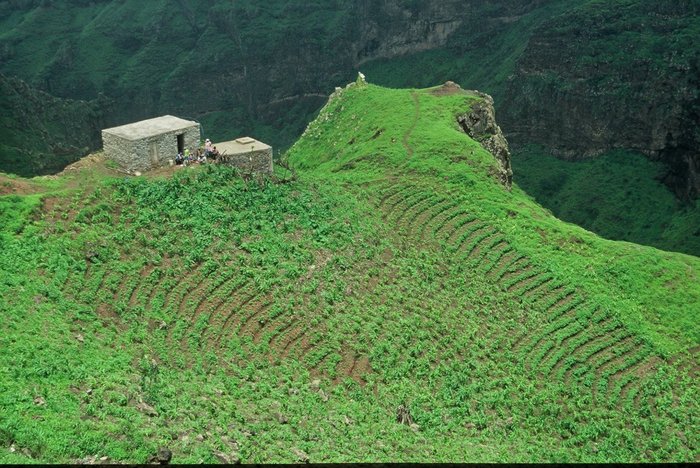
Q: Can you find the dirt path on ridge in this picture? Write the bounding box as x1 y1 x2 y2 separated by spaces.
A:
402 91 421 158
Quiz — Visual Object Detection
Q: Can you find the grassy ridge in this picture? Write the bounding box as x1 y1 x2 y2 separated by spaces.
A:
0 83 697 463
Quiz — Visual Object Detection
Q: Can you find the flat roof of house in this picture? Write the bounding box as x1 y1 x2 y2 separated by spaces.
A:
102 115 199 141
216 137 272 156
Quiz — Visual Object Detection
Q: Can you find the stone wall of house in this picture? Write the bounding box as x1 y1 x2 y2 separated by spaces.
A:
218 147 273 174
102 124 200 172
179 125 201 156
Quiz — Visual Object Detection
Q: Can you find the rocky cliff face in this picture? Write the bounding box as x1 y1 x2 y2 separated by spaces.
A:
500 2 700 200
457 89 513 189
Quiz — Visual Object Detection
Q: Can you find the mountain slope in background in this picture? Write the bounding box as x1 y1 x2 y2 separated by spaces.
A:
1 0 699 254
0 73 105 176
500 0 700 201
0 82 697 463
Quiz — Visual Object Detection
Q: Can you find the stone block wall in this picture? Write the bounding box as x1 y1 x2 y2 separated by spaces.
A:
219 147 273 175
102 124 200 172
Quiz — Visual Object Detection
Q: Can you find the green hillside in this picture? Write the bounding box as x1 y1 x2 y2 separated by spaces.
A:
3 0 698 258
0 83 698 464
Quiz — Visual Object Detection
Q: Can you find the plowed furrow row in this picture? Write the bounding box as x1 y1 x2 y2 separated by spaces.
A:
503 269 539 292
547 296 586 323
444 217 481 246
280 325 307 359
185 271 240 330
390 192 434 226
524 322 585 372
535 306 595 371
252 308 288 345
162 265 203 310
380 186 417 216
449 223 487 251
594 345 651 402
535 288 575 314
495 258 530 282
544 291 576 314
333 352 358 383
128 266 151 308
144 270 170 311
612 357 660 406
486 252 524 279
308 348 335 373
198 282 253 344
548 306 607 375
113 270 131 302
537 323 588 375
517 274 556 300
521 277 559 301
269 317 304 357
176 272 210 316
238 300 274 340
394 195 440 231
518 313 583 361
460 229 499 258
376 184 409 207
566 329 631 384
216 292 267 344
431 207 470 240
474 240 510 270
416 201 460 242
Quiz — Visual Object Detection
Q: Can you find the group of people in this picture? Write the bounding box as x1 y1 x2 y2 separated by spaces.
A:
175 138 221 166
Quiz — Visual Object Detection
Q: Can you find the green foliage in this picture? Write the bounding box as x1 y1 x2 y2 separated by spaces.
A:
0 74 103 177
512 145 700 257
0 83 697 463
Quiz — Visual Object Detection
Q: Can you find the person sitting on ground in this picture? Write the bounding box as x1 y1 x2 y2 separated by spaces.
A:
175 151 184 165
210 146 219 161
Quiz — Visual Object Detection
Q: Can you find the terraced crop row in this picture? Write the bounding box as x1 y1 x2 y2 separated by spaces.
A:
373 182 663 408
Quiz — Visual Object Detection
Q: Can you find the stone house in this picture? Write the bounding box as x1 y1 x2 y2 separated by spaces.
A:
102 115 200 172
215 137 273 174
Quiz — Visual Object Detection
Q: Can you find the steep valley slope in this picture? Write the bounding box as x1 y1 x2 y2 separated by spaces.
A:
0 82 697 464
0 73 105 177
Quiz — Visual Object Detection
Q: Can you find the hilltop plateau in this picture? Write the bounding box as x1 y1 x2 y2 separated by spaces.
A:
0 82 697 464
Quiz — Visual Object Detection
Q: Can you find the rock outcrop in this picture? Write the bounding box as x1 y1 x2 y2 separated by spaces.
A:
458 90 513 189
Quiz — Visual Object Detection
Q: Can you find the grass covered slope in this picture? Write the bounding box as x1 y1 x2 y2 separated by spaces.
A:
1 83 698 463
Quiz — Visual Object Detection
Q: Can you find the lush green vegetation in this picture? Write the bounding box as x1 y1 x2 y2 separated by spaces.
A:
0 74 103 177
0 83 697 463
513 145 700 257
4 0 698 259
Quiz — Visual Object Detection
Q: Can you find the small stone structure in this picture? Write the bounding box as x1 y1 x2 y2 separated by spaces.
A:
215 137 273 174
102 115 200 172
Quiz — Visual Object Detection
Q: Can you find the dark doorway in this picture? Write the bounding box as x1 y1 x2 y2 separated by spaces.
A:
177 134 185 153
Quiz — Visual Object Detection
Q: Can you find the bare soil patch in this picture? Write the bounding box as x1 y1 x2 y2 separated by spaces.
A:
0 175 37 195
430 81 466 96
